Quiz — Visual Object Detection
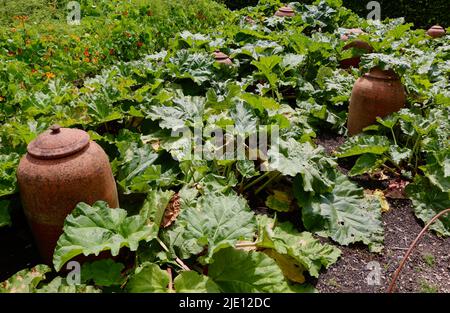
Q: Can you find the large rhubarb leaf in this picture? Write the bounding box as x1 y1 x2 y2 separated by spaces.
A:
53 201 157 271
116 142 161 194
139 189 175 233
296 174 384 253
208 247 311 293
81 259 125 287
257 217 341 278
149 94 206 131
336 135 391 158
267 139 337 194
174 271 221 293
126 262 169 293
406 176 450 237
168 194 256 263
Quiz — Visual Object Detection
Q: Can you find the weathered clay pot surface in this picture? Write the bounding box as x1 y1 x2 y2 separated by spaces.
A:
17 126 119 265
275 6 295 17
213 50 232 64
347 68 406 136
427 25 446 38
340 29 373 69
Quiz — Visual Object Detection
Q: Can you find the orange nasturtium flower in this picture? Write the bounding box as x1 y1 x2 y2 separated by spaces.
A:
45 72 56 79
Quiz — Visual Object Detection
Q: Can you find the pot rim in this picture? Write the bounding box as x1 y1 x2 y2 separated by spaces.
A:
364 68 399 81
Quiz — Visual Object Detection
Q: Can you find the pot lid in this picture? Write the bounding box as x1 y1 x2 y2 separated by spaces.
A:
213 50 229 60
429 25 444 30
364 68 399 80
27 125 90 160
279 6 294 13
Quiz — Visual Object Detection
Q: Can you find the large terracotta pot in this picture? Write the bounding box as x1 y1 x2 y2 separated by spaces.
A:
17 125 119 265
347 68 406 136
275 6 295 17
427 25 446 38
213 50 232 65
340 29 373 69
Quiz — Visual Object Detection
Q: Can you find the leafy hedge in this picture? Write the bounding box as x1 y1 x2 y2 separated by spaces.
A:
216 0 449 27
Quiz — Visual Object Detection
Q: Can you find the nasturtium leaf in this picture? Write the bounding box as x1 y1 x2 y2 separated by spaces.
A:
174 271 221 293
336 135 391 158
53 201 157 271
296 174 384 253
172 194 256 263
126 262 169 293
81 259 125 287
257 218 341 278
0 265 51 293
208 248 301 293
267 139 337 194
0 200 12 228
406 177 450 237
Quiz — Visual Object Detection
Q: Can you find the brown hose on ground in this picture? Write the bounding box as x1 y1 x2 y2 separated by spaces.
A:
387 208 450 293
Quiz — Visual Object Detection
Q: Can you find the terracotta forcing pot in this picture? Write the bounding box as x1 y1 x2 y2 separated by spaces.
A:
213 50 232 65
275 6 295 17
340 29 373 69
17 125 119 265
427 25 446 38
347 68 406 136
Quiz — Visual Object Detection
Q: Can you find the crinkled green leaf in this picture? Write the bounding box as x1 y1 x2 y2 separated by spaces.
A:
268 139 336 194
296 174 384 253
53 201 157 271
81 259 125 287
174 271 221 293
257 217 341 278
171 194 256 263
349 154 387 177
150 94 206 131
337 135 391 158
422 150 450 193
126 262 169 293
0 153 20 197
116 142 160 194
140 189 175 232
406 177 450 237
208 248 304 293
